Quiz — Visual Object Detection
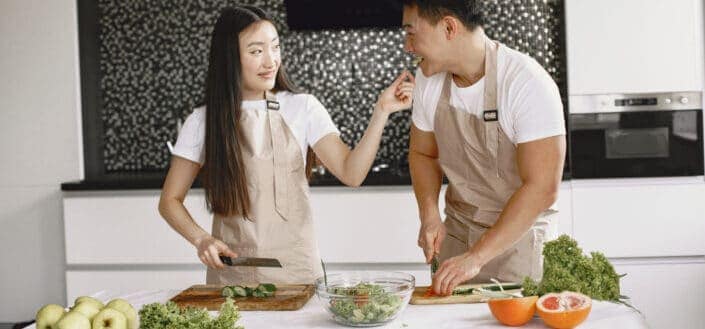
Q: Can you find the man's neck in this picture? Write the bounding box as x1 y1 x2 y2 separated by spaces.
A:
448 29 487 88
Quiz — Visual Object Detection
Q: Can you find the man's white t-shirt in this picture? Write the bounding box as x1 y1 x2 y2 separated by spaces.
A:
412 44 566 144
173 91 340 165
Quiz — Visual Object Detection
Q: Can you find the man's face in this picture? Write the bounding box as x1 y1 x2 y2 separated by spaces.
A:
402 5 446 76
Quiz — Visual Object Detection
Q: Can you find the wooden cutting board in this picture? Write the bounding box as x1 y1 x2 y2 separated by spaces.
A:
170 284 315 311
410 283 522 305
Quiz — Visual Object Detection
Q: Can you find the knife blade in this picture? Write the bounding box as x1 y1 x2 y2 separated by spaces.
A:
219 256 282 268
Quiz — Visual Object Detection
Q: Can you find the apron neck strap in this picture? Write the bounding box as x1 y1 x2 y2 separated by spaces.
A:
265 90 280 111
483 37 498 112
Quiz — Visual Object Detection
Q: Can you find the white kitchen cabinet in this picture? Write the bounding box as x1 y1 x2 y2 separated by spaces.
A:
613 258 705 329
550 182 574 239
571 177 705 258
309 186 425 263
565 0 704 94
63 191 212 264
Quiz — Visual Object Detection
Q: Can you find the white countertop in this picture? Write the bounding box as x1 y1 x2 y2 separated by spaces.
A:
25 289 649 329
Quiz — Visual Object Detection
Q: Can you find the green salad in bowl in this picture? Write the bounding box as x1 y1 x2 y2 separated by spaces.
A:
315 271 415 327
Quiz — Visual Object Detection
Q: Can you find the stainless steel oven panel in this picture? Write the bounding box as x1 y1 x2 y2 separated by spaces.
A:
604 127 670 159
569 92 702 114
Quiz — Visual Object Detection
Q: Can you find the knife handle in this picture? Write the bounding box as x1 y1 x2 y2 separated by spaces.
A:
219 255 233 266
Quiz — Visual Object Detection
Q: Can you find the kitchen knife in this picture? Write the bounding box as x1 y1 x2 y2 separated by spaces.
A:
431 255 439 276
219 256 282 268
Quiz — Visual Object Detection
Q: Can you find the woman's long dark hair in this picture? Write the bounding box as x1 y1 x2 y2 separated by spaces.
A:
203 6 306 218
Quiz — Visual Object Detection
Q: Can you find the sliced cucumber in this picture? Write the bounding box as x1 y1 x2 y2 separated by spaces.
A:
232 286 248 297
222 284 276 298
221 286 236 297
259 283 277 292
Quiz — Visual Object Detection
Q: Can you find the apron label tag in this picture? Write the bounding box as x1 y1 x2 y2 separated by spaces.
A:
483 110 498 122
267 100 280 111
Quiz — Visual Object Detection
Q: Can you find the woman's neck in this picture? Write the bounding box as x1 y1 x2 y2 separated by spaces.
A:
241 89 266 101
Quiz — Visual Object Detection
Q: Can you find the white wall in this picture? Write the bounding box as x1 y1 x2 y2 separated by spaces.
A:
0 0 81 322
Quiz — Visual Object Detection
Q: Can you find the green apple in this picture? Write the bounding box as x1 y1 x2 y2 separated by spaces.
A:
105 299 138 329
35 304 66 329
73 296 105 309
55 311 91 329
70 302 101 320
92 308 127 329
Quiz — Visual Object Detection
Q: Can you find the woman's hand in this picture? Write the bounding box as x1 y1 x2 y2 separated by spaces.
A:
375 70 415 116
195 235 238 269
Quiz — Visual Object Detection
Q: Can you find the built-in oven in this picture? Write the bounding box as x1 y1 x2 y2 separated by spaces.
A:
569 92 703 179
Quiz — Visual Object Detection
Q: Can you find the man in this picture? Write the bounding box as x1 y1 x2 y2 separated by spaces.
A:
402 0 566 296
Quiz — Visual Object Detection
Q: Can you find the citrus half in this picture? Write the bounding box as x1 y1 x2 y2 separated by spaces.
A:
536 291 592 329
488 295 538 326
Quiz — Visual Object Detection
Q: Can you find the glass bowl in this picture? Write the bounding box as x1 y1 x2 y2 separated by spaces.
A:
315 271 415 327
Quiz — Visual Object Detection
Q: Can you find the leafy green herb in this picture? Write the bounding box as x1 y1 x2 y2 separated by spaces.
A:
138 298 243 329
521 277 540 296
522 235 623 302
328 283 403 325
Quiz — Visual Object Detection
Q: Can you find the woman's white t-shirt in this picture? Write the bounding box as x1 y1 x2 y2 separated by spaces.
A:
173 91 340 165
411 44 566 144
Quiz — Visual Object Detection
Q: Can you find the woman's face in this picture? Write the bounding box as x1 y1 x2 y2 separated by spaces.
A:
239 20 281 99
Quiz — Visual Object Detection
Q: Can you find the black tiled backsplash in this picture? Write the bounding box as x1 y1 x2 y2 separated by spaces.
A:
97 0 565 181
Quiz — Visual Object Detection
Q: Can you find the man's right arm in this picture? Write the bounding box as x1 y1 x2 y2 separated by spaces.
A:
409 123 445 263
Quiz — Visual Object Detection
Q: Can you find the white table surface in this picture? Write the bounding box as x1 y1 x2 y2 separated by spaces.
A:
26 289 649 329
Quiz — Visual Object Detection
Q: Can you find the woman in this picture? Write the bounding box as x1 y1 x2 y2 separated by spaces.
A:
158 5 414 285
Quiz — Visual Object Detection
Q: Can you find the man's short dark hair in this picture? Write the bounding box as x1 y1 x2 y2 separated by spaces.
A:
402 0 484 30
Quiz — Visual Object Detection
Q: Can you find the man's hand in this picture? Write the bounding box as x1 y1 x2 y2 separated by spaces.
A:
417 217 446 264
431 252 482 296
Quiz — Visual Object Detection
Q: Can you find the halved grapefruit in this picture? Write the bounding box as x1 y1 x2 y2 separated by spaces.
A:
488 295 538 326
536 292 592 329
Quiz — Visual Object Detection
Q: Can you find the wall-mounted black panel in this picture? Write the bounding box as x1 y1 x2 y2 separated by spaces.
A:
284 0 402 30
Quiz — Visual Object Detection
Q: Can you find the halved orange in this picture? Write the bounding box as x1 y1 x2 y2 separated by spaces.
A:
536 292 592 329
487 295 538 326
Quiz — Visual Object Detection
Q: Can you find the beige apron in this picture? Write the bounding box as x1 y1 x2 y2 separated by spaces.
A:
435 38 554 283
206 92 323 285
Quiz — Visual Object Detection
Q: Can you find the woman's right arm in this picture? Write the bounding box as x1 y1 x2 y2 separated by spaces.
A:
312 71 415 187
158 156 237 269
